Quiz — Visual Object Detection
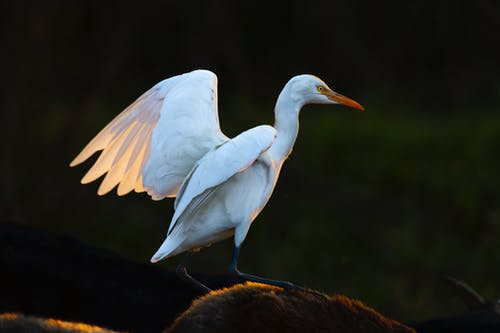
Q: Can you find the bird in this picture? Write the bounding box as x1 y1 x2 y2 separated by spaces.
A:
70 69 364 291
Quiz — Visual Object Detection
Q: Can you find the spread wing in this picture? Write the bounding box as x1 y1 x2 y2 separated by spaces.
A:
167 125 277 235
70 69 228 200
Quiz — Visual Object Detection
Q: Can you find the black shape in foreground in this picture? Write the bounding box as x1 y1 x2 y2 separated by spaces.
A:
410 276 500 333
166 282 416 333
1 222 499 333
0 312 119 333
0 221 240 332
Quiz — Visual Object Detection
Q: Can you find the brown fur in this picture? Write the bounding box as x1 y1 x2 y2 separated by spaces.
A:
0 313 119 333
165 282 416 333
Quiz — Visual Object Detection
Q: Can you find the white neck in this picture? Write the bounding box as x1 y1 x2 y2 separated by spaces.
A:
267 84 304 166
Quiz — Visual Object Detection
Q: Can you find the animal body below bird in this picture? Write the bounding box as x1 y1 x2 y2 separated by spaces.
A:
71 69 364 290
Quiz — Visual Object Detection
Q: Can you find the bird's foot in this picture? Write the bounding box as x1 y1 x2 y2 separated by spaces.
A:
232 269 324 297
176 264 212 293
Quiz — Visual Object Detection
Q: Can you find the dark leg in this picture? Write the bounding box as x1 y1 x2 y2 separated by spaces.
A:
176 252 211 293
229 245 306 291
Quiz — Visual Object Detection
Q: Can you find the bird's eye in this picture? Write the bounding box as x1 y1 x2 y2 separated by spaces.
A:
317 86 325 92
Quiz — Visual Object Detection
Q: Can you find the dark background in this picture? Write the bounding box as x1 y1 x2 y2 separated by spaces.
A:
1 0 499 322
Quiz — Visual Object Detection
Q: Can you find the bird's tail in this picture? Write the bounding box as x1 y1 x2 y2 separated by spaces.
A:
150 236 183 263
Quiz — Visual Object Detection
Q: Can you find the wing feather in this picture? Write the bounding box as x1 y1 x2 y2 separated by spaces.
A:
115 122 155 196
80 122 137 184
117 139 148 196
97 122 145 195
70 86 160 167
134 126 154 194
167 125 277 235
70 70 228 199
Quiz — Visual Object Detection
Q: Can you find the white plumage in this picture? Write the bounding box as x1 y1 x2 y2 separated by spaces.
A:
71 69 364 272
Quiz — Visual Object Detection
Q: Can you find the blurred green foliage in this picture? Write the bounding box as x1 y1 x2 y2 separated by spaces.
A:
1 0 499 322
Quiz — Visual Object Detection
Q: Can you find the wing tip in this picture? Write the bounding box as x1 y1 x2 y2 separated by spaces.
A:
97 185 113 196
81 171 101 184
70 147 101 168
69 154 87 168
80 177 92 185
117 187 132 197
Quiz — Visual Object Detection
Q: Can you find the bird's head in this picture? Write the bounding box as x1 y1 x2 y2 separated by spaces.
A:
286 74 364 111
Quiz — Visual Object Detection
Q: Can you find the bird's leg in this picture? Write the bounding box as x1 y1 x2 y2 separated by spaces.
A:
176 252 212 293
229 245 306 291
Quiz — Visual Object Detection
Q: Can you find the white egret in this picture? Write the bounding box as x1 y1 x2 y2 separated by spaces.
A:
71 69 364 291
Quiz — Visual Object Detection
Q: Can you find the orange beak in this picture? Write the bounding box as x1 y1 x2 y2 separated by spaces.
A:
323 90 365 111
